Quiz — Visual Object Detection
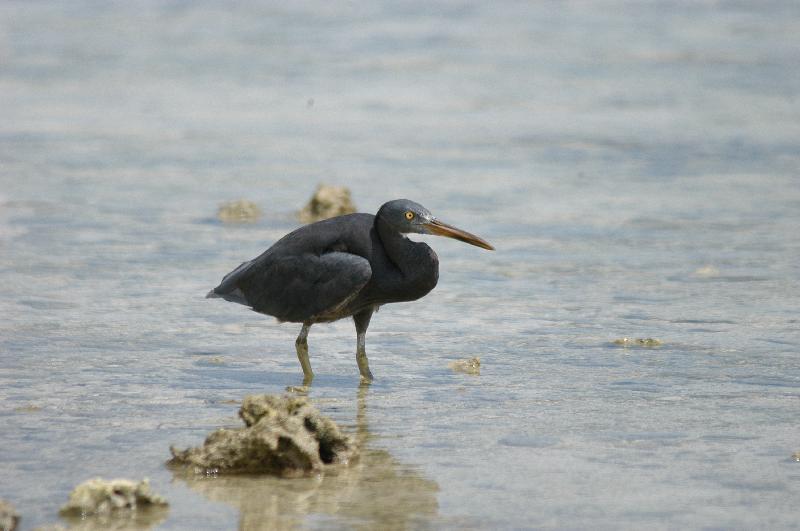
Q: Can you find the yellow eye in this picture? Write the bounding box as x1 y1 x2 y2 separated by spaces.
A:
405 211 414 220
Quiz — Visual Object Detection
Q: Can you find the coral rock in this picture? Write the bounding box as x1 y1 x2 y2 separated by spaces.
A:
169 394 357 477
217 200 262 224
0 499 20 531
298 185 356 223
58 478 167 517
448 357 481 375
612 337 663 348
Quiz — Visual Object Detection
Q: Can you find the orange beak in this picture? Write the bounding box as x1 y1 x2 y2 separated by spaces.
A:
425 219 495 250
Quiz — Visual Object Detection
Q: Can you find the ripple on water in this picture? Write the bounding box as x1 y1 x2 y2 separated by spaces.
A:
498 434 561 448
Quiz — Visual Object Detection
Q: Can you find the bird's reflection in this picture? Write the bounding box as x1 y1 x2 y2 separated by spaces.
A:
171 385 439 530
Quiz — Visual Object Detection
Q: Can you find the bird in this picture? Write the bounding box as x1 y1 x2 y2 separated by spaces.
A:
207 199 494 383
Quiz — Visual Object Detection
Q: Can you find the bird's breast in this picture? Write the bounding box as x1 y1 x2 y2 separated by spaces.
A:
394 244 439 302
355 236 440 307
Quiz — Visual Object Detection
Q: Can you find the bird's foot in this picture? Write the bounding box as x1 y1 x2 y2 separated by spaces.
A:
295 336 314 385
356 350 373 384
285 384 310 395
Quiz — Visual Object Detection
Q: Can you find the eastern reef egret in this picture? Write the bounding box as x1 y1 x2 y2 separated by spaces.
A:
208 199 494 383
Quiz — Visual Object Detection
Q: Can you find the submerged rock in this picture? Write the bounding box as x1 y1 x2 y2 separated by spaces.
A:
0 499 20 531
448 357 481 375
13 404 42 413
59 478 167 518
612 337 663 348
168 394 357 477
217 200 262 224
298 184 356 223
691 265 720 278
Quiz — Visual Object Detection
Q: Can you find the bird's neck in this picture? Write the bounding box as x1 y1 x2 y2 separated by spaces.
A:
375 216 433 278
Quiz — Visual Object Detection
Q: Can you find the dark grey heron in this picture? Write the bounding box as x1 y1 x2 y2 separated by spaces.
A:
207 199 494 383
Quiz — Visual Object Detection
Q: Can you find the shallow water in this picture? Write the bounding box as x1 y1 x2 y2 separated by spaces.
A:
2 1 799 529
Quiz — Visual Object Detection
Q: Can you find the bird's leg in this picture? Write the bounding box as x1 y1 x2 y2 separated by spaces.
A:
353 309 374 383
295 322 313 384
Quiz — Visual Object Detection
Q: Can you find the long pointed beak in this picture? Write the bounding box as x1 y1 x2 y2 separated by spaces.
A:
425 218 495 250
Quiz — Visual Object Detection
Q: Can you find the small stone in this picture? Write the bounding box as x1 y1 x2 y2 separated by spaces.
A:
612 337 663 348
298 184 356 223
217 200 262 224
59 478 168 517
792 451 800 462
692 265 720 278
449 357 481 375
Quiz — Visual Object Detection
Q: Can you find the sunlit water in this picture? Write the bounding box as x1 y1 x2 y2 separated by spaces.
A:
2 1 799 529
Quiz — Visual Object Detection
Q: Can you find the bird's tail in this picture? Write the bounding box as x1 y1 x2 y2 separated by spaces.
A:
206 286 250 306
207 260 254 305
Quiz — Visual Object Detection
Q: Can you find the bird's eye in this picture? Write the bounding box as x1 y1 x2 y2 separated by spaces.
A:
405 211 414 220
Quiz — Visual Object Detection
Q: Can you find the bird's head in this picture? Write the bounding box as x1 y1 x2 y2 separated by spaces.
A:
377 199 494 250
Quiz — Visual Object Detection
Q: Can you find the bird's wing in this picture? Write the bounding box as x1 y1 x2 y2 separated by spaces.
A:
240 251 372 322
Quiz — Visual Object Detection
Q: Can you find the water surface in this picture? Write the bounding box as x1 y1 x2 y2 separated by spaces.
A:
1 1 799 529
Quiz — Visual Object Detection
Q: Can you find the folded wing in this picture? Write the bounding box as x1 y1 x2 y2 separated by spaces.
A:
210 251 372 323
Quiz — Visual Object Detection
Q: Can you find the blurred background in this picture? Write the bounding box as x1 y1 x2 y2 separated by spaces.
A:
1 1 799 529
